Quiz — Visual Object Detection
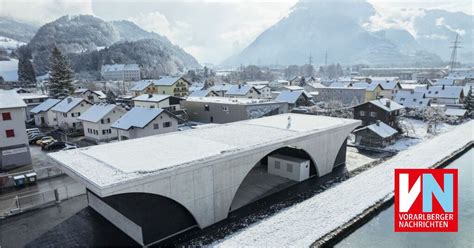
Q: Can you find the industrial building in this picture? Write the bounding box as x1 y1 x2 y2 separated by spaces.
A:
49 114 360 245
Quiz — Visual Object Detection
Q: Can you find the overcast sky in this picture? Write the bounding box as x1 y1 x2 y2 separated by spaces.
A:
0 0 472 64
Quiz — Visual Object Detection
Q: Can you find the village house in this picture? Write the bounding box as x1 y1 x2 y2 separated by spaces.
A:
353 98 404 130
78 104 126 142
224 85 261 98
253 85 272 99
132 94 184 112
30 99 61 127
73 89 104 103
50 97 93 131
182 97 288 124
393 91 430 109
353 121 398 148
19 93 49 120
275 90 314 109
376 80 402 100
209 84 234 96
188 89 219 97
130 77 190 97
111 107 179 140
351 82 384 101
414 85 464 105
0 90 32 171
310 87 365 106
101 64 141 81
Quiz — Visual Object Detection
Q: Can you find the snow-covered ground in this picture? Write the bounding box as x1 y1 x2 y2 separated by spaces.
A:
215 120 473 247
345 147 381 172
0 36 25 51
0 58 18 81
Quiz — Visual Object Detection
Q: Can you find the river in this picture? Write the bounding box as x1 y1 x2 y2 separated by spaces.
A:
336 149 473 248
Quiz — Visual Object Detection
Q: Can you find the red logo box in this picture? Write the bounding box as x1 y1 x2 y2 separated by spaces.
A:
394 168 458 232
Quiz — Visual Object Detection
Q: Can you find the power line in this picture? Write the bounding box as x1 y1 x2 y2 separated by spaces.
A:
449 34 462 73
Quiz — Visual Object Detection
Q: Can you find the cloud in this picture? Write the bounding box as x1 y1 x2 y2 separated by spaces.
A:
435 17 466 36
0 0 94 25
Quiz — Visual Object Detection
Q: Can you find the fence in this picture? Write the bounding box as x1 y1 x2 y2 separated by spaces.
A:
0 166 64 189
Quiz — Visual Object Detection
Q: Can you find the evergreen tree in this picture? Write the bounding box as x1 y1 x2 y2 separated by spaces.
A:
17 46 36 83
106 90 116 104
464 86 474 114
48 46 75 98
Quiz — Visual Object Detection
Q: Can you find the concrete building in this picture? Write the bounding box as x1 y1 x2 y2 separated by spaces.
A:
111 107 179 140
182 97 288 124
49 114 360 246
51 97 93 131
310 87 365 106
132 94 184 112
0 90 31 171
30 99 61 127
130 77 190 97
101 64 141 81
19 93 49 120
224 85 261 99
78 104 126 142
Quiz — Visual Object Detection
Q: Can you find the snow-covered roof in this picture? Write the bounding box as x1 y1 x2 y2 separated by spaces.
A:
254 85 269 90
329 82 350 88
78 104 118 123
434 78 455 86
210 84 233 92
414 85 464 99
355 121 398 138
352 82 380 91
111 107 167 130
375 80 400 90
0 90 26 109
189 84 205 92
357 98 404 112
189 89 215 97
101 64 139 72
94 90 107 99
132 94 170 103
275 90 311 104
19 94 49 100
51 97 88 113
283 86 304 91
185 96 278 105
152 76 183 86
74 88 89 94
30 99 61 113
225 85 259 95
246 81 269 86
49 114 360 190
394 91 430 109
444 108 467 117
130 80 153 91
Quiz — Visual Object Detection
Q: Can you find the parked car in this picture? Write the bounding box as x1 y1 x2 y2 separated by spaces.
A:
62 143 79 151
36 136 56 146
29 134 46 145
43 141 66 151
26 128 40 138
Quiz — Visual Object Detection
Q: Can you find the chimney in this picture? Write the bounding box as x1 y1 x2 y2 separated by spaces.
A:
148 94 153 98
385 99 391 108
442 85 445 90
238 84 241 89
376 120 381 126
67 97 73 104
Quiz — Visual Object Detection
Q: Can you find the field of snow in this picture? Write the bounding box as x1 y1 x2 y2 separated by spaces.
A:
215 121 473 247
0 36 25 50
0 58 18 81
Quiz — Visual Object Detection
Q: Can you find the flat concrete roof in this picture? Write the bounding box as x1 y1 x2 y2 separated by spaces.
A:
49 114 359 192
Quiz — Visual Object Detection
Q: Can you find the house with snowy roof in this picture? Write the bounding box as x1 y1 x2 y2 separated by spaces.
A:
353 121 398 148
130 76 190 97
50 97 93 131
111 107 179 140
132 94 184 112
209 84 234 96
275 90 313 108
73 88 103 103
414 85 464 104
224 85 261 99
188 89 219 98
353 98 404 129
78 104 126 142
101 63 140 81
253 85 272 99
30 99 61 127
375 80 402 100
393 91 430 109
433 78 456 86
351 82 383 101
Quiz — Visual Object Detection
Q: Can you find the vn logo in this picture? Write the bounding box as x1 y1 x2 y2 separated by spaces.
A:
394 169 458 232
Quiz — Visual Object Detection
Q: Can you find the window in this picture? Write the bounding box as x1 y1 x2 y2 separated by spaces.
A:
63 113 67 117
154 123 159 129
5 129 15 138
102 130 106 135
163 122 172 128
286 163 293 172
222 106 229 112
275 161 280 169
204 104 210 111
101 119 104 124
370 112 377 117
107 118 110 123
2 112 12 120
359 110 366 116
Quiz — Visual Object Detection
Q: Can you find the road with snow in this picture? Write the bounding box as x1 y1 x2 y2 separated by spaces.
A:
215 121 473 247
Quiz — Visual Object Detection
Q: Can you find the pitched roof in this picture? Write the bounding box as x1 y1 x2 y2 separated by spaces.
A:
30 99 61 113
78 104 118 123
444 108 467 117
414 85 464 99
225 85 259 95
152 76 183 86
394 91 430 109
329 82 350 88
51 97 88 113
434 78 455 86
355 98 404 112
0 90 27 109
375 80 400 90
356 121 398 138
352 82 380 91
133 94 170 102
111 107 167 130
275 90 311 104
210 84 233 92
94 91 107 99
189 89 215 97
130 80 153 91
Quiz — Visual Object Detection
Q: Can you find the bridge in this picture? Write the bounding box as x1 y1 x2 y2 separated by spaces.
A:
49 114 361 245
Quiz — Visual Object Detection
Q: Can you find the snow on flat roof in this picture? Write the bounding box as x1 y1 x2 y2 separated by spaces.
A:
49 114 359 190
0 89 26 109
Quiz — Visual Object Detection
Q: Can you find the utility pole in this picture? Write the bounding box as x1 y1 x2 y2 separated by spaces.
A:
324 51 328 66
308 53 313 65
449 34 461 73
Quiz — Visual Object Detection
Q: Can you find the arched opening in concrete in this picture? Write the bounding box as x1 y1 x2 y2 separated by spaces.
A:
229 146 318 211
101 192 198 245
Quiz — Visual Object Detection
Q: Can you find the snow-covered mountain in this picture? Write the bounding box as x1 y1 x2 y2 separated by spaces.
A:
223 0 470 67
0 16 37 43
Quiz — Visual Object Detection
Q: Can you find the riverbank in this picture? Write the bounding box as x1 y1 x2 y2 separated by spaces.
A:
215 121 473 247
